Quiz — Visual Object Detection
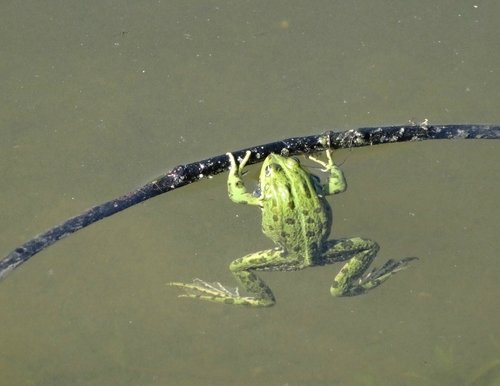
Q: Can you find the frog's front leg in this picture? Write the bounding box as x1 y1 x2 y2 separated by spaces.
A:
319 237 417 297
309 149 347 196
227 151 261 206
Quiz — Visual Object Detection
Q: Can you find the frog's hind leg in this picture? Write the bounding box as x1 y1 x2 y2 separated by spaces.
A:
227 248 303 306
169 248 298 307
319 237 417 297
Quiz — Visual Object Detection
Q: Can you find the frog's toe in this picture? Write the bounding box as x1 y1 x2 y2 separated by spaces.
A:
169 278 240 298
331 256 418 297
365 256 419 281
168 279 275 306
356 256 419 291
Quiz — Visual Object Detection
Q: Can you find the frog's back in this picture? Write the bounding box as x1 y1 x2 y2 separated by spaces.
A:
261 173 332 260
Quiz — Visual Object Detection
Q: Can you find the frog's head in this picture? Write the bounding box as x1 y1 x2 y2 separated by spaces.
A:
259 153 308 192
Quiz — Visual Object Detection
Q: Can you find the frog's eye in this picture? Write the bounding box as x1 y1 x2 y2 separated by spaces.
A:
265 163 282 177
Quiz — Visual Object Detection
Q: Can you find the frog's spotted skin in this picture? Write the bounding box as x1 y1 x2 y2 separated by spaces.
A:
169 149 416 306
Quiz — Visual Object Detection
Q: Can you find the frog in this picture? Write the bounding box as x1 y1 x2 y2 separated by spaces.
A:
169 148 416 306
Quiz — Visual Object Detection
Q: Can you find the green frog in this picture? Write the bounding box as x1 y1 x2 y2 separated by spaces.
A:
169 149 416 306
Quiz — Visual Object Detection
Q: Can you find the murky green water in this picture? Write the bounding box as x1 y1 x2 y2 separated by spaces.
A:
1 1 499 385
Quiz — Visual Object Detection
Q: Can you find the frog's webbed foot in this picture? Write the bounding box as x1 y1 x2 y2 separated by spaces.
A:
168 278 274 307
343 257 419 296
170 278 240 297
363 257 418 284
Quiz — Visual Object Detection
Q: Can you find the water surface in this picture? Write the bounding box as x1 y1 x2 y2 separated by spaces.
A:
1 1 499 385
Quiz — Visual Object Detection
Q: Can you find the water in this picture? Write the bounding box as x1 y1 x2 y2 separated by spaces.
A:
1 1 499 385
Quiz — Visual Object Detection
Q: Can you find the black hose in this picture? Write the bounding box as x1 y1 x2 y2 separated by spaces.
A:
1 124 498 281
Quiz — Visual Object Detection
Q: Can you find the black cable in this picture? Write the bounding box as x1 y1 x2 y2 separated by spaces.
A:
1 124 498 281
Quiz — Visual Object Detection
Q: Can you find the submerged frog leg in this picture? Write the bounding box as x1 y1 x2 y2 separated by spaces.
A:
228 248 306 306
317 237 417 297
169 248 301 307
